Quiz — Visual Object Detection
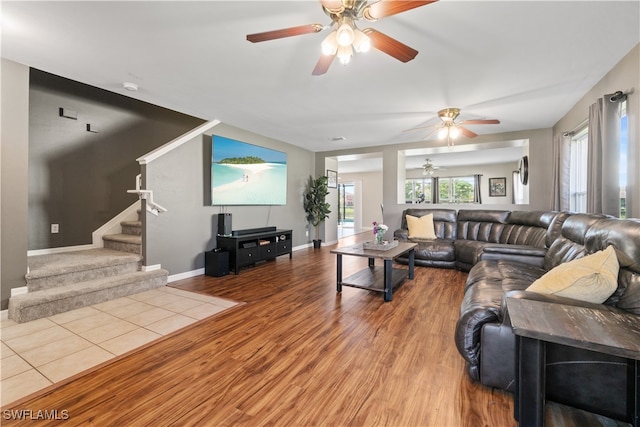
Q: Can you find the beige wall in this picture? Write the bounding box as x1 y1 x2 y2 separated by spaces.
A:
1 59 30 309
553 43 639 217
338 172 384 230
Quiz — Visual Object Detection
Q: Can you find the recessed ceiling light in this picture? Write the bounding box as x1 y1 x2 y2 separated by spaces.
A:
330 136 346 141
123 82 138 91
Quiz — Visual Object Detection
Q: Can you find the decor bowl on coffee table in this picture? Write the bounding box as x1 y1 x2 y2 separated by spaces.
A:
363 240 399 251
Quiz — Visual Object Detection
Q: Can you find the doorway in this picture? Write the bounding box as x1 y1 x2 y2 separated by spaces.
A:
338 182 356 237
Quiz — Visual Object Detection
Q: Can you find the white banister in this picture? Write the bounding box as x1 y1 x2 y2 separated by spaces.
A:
127 174 167 216
136 119 221 165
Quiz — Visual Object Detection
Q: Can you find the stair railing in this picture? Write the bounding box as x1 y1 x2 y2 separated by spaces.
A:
127 174 167 216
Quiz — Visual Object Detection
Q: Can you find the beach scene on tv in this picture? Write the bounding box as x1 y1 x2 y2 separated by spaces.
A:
212 136 287 205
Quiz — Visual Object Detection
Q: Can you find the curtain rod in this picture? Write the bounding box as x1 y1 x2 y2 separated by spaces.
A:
563 118 588 137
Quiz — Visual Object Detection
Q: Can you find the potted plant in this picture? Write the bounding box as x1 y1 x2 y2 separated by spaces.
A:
303 175 331 249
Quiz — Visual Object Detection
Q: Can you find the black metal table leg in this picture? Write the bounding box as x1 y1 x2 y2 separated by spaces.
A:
336 254 342 293
384 259 393 301
368 257 375 268
408 248 415 280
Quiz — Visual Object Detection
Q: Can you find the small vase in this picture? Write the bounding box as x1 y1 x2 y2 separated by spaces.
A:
376 233 384 244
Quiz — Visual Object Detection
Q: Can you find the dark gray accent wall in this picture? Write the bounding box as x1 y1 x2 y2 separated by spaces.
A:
1 60 30 310
144 123 314 275
28 69 204 249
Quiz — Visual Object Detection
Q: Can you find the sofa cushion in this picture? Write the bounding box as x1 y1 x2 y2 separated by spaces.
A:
527 246 619 303
406 214 436 239
400 208 457 240
412 239 456 263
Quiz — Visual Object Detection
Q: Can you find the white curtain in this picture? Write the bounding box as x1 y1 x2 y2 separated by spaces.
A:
550 132 571 210
587 94 621 215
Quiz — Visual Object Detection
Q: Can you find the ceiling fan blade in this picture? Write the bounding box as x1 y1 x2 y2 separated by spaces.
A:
458 126 478 138
459 119 501 125
312 53 335 76
363 0 438 20
247 24 323 43
403 123 439 132
422 127 441 141
362 29 418 63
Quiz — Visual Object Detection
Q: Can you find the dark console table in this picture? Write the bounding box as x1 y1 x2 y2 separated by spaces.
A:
508 297 640 427
216 227 292 274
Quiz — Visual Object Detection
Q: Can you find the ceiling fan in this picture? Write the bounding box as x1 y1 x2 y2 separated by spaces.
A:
406 108 501 146
421 158 446 175
246 0 438 75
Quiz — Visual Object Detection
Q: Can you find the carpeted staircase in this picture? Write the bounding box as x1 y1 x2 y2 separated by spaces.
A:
9 218 168 323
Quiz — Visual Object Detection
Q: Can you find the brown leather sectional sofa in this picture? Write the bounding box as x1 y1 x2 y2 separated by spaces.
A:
394 208 640 422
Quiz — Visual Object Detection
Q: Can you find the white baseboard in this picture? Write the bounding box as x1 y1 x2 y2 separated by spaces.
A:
1 310 8 321
141 264 162 272
11 286 28 297
28 244 96 257
168 268 204 283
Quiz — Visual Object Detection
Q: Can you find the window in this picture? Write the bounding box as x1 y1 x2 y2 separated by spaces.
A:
438 176 476 203
570 126 588 212
405 178 432 204
619 99 628 218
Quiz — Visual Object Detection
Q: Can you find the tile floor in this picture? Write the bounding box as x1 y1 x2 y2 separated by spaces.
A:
0 286 239 406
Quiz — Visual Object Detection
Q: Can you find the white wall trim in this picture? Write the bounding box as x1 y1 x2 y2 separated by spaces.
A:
92 200 141 247
168 268 205 283
28 244 95 256
11 286 28 297
142 264 162 272
137 120 221 165
168 246 311 283
1 310 8 321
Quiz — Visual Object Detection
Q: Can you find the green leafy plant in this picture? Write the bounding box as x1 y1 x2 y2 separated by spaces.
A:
303 175 331 242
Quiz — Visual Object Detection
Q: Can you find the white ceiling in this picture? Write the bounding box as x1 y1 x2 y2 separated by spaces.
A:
3 1 639 157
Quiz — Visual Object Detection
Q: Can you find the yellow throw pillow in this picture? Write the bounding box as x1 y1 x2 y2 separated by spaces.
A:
406 213 437 240
526 246 619 303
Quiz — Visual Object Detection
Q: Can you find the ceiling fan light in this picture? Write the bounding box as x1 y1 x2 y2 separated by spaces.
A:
321 30 338 56
450 126 460 139
337 44 353 65
352 29 370 53
336 22 355 47
438 127 448 140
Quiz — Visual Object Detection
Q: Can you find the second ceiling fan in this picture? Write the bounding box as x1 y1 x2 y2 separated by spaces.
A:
406 108 501 145
246 0 438 75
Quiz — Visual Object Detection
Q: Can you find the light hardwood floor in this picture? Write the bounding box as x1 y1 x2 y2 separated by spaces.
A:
1 233 629 426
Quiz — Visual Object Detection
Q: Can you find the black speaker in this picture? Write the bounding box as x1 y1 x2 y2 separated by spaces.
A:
205 250 229 277
217 213 232 236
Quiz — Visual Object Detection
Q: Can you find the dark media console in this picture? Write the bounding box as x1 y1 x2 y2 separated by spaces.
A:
216 227 293 275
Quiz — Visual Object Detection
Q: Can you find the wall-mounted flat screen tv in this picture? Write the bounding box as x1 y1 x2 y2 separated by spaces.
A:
211 135 287 205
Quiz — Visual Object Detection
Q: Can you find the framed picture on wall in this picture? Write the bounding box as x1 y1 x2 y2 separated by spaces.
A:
327 169 337 188
489 177 507 197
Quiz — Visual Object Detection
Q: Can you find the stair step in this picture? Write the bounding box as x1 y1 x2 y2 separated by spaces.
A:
9 269 168 323
121 220 142 236
26 249 142 292
103 233 142 254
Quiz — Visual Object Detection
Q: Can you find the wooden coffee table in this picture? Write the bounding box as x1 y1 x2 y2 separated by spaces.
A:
330 241 417 302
